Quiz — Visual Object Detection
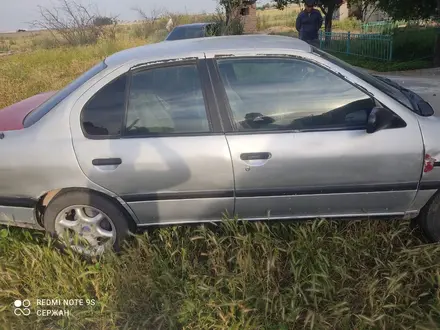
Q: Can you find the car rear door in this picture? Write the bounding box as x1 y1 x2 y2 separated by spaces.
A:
70 59 234 225
207 55 424 220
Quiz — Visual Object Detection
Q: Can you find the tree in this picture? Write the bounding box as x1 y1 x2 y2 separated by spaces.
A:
347 0 380 22
274 0 344 32
218 0 244 26
374 0 437 20
215 0 245 35
372 0 440 66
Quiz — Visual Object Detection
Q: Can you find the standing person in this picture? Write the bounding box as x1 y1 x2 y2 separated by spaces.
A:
296 0 323 46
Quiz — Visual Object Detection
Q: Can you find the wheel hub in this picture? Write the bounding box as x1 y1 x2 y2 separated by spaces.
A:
54 205 116 256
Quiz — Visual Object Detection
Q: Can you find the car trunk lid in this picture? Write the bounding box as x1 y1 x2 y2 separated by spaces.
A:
0 91 57 132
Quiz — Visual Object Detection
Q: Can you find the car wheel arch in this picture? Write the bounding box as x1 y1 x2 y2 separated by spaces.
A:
35 187 138 232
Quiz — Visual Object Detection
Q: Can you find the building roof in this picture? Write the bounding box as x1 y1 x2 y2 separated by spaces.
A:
105 34 312 67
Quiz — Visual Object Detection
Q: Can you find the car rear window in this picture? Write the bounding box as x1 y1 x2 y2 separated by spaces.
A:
23 61 107 128
166 26 206 40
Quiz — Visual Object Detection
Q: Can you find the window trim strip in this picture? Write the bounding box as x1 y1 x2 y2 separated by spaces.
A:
121 69 133 137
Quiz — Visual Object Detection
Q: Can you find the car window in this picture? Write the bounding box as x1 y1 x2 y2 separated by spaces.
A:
217 58 376 132
81 74 127 137
312 48 413 110
124 64 210 136
206 23 221 36
24 61 107 128
166 26 205 40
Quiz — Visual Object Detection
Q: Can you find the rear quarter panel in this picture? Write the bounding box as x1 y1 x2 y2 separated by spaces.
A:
0 104 94 199
0 64 124 201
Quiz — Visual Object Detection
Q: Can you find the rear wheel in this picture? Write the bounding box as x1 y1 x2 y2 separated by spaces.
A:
44 190 130 256
418 193 440 243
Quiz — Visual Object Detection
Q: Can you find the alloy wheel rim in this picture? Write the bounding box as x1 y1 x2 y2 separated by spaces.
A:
54 205 116 256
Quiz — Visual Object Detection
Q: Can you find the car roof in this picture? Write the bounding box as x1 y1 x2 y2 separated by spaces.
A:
105 34 312 67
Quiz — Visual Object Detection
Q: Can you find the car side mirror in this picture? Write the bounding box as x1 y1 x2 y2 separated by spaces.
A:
366 107 395 134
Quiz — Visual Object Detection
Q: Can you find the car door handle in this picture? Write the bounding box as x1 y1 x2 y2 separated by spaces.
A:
92 158 122 166
240 152 272 161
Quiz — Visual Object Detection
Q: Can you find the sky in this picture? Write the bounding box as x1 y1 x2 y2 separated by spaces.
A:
0 0 241 32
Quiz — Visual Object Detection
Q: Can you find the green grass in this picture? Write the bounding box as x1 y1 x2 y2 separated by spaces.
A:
257 8 300 30
328 53 433 72
392 27 438 62
0 38 146 109
2 219 440 330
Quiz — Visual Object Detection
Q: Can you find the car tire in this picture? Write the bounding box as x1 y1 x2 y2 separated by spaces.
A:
43 190 131 255
418 193 440 243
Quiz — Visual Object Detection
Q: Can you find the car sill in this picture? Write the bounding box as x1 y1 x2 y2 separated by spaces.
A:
136 211 410 227
0 197 37 208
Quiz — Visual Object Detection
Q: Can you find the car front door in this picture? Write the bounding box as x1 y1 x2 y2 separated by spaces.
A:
71 59 234 225
209 55 424 220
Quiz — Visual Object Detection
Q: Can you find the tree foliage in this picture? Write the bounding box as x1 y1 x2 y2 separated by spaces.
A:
216 0 246 35
374 0 438 20
347 0 380 22
275 0 439 23
218 0 244 25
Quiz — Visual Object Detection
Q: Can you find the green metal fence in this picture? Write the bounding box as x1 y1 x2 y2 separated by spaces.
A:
318 31 393 61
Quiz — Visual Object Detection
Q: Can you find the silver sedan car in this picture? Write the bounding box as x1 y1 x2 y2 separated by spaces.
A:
1 35 440 255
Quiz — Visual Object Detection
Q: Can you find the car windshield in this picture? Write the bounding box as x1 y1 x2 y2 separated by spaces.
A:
166 25 206 40
23 61 107 128
312 48 414 110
